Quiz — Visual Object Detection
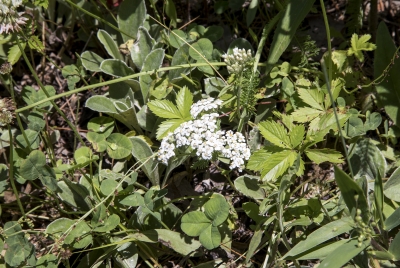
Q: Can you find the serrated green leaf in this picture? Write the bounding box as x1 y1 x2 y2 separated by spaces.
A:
261 149 297 181
258 120 291 148
297 86 324 110
246 148 274 171
8 42 25 65
176 86 193 119
324 78 344 108
348 34 377 62
331 50 348 71
156 118 185 140
28 35 44 52
306 149 343 164
148 100 182 119
289 125 305 148
291 107 323 122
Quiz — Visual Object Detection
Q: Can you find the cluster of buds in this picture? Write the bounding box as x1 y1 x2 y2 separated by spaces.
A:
0 0 28 34
0 98 15 127
157 98 251 172
222 47 253 74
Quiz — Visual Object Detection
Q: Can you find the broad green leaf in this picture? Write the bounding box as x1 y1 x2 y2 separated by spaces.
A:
204 193 230 226
27 35 43 52
243 202 266 224
374 22 400 126
57 180 91 211
119 192 144 207
97 29 122 60
289 125 305 148
234 175 265 199
348 34 376 62
258 120 291 148
203 26 224 42
246 225 263 264
261 149 297 181
199 225 221 250
85 95 118 113
389 230 400 260
345 116 365 137
140 48 165 102
189 38 213 61
106 133 133 159
204 77 226 95
181 211 211 236
364 112 382 131
74 146 93 166
290 239 349 260
318 238 369 268
165 0 177 28
87 116 114 136
117 0 146 42
169 44 193 81
265 0 315 74
115 242 139 267
349 138 386 183
148 99 182 119
306 149 343 164
100 59 135 77
334 166 369 223
63 220 93 249
297 86 324 110
36 254 58 268
155 229 201 256
93 214 120 232
176 86 193 119
291 107 323 122
383 166 400 202
4 235 36 267
19 150 45 181
246 0 259 26
156 118 185 140
283 217 354 259
168 29 187 48
100 178 121 196
130 27 154 70
130 136 159 185
15 129 40 149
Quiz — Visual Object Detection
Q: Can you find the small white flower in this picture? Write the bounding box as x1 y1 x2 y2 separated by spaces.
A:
222 47 253 75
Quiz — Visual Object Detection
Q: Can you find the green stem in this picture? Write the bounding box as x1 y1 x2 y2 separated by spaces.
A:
320 0 332 83
16 38 85 145
8 126 26 220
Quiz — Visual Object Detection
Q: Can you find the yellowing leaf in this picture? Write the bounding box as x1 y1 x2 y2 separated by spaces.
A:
347 34 377 62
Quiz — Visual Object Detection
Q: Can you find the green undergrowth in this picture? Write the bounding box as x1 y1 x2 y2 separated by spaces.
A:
1 0 400 267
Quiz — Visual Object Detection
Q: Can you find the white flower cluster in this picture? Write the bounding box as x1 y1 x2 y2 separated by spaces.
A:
190 97 223 119
158 98 251 172
0 0 28 35
222 47 253 74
